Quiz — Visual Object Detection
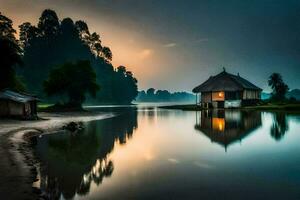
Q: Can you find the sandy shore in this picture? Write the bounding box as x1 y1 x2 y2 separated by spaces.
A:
0 112 115 200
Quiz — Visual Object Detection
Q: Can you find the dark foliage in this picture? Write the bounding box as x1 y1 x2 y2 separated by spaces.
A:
18 9 138 104
0 12 24 91
44 60 99 107
268 73 289 101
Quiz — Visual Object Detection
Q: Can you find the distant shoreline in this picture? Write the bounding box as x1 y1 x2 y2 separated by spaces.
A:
159 103 300 113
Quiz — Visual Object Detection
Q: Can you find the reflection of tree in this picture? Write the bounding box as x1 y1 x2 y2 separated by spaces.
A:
36 108 137 199
78 159 114 195
270 113 289 141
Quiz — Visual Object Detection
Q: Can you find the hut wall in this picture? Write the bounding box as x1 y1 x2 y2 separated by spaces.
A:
8 101 24 116
30 101 37 115
224 100 241 108
212 91 225 101
201 92 212 103
242 90 260 100
0 100 9 116
24 102 31 116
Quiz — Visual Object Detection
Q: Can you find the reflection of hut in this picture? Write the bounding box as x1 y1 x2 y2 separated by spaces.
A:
0 89 39 119
195 110 261 150
192 69 262 108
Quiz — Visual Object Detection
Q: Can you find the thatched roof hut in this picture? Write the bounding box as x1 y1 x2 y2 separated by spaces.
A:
0 89 39 119
193 70 262 108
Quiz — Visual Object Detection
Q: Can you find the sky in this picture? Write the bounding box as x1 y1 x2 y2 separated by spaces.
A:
1 0 300 92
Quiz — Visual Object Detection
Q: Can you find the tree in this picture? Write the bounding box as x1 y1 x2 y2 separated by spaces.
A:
111 66 138 104
19 9 138 104
268 73 289 101
102 46 112 62
0 12 23 91
0 12 16 39
147 88 155 96
44 60 99 107
38 9 60 36
19 22 40 48
156 90 171 101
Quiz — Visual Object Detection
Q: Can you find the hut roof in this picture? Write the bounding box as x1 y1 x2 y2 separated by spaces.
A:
192 71 262 93
195 124 259 149
0 89 39 103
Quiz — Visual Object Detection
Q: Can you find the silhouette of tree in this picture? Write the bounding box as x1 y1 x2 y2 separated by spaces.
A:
44 60 99 107
0 12 16 39
19 22 40 48
75 20 91 45
268 73 289 101
38 9 60 36
0 12 24 91
147 88 155 96
19 9 138 104
156 90 171 101
102 46 112 61
110 66 138 104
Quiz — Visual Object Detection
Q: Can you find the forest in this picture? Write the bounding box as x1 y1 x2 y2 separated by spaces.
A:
0 9 138 106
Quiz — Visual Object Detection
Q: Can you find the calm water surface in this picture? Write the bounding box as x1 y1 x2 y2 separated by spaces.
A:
33 106 300 200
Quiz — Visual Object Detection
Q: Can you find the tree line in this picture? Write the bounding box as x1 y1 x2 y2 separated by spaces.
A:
136 88 195 102
0 9 138 106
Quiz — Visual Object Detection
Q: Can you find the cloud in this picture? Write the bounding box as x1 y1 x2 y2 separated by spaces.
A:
195 38 209 43
194 161 215 169
138 48 153 59
167 158 180 164
163 43 177 48
163 39 208 48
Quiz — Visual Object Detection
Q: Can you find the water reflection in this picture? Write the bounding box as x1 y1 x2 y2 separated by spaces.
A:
31 107 300 200
34 108 137 199
195 110 262 150
270 112 289 141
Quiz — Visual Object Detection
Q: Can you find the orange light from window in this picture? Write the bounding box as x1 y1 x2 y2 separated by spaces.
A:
212 118 225 132
218 92 223 97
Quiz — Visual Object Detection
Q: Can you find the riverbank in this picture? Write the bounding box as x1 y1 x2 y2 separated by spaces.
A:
0 111 114 200
160 102 300 112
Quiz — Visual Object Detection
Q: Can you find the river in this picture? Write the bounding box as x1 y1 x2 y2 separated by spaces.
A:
32 106 300 200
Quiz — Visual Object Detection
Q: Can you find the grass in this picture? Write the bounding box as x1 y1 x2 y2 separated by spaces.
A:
37 103 85 112
243 102 300 111
37 103 53 109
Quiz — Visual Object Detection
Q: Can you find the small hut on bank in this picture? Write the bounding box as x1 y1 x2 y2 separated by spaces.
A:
0 89 39 119
192 70 262 108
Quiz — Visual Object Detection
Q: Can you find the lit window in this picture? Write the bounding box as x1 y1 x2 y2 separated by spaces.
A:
218 92 223 97
218 123 223 131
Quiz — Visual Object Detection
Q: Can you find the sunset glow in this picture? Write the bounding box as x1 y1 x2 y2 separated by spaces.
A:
1 0 300 91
